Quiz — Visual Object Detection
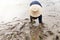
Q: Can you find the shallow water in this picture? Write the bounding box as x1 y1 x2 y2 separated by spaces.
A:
0 0 60 40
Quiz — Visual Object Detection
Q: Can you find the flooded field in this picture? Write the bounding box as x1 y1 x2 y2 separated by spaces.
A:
0 0 60 40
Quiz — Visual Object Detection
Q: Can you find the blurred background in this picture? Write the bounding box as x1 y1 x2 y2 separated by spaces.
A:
0 0 60 23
